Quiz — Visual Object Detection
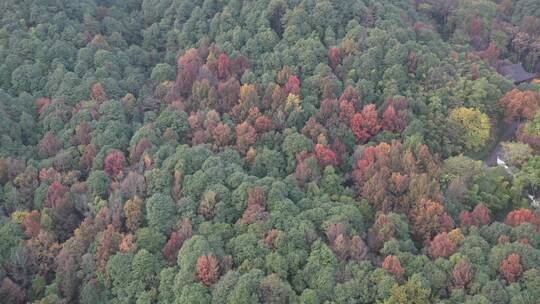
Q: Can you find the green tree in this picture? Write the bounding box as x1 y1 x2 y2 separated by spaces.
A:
86 170 110 199
146 193 176 233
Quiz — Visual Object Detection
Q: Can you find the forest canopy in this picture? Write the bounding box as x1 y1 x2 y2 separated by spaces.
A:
0 0 540 303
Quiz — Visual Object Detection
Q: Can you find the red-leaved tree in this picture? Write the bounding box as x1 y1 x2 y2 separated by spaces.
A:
163 220 193 263
217 53 231 80
239 186 268 224
130 138 151 164
36 97 52 116
96 224 121 271
350 104 380 143
104 150 125 178
175 49 201 97
367 213 396 252
80 144 97 173
91 83 107 103
498 89 538 123
460 203 491 228
236 122 257 154
46 181 69 208
22 210 41 238
217 79 240 113
314 144 339 167
0 277 25 304
412 199 454 243
428 232 457 259
196 254 220 286
499 253 523 282
283 75 301 96
328 47 341 70
382 255 404 278
453 260 473 289
40 133 62 157
254 116 275 133
505 208 537 227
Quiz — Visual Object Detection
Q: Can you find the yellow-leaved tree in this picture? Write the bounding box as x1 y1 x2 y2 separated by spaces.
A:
449 107 490 152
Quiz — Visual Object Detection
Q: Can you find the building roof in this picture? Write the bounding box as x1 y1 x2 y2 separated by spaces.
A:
499 61 535 84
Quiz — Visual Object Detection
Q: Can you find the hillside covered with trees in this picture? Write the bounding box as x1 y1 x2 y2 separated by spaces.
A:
1 0 540 303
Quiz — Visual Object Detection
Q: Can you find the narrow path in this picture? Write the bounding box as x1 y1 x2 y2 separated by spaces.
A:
486 121 539 207
485 121 519 166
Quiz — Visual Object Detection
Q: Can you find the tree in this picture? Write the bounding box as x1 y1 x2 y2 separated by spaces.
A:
453 260 473 289
131 249 160 285
499 254 522 282
212 123 233 147
239 186 268 224
471 203 491 225
56 249 79 302
368 213 397 252
328 47 340 70
0 277 25 304
498 89 538 123
217 53 231 80
518 117 540 151
86 170 110 199
314 144 338 167
254 116 275 133
175 49 201 97
72 121 91 146
96 224 121 271
217 79 240 113
119 234 136 253
469 15 484 47
501 142 533 167
22 210 41 238
172 170 182 203
412 199 453 243
91 83 107 103
326 222 346 244
460 203 490 228
428 232 456 259
136 227 166 254
236 122 257 154
40 133 62 157
283 75 301 96
302 241 338 302
124 196 144 231
448 107 490 151
259 274 297 304
197 254 220 286
104 150 125 178
505 208 537 227
479 43 500 67
382 105 407 133
80 144 96 173
350 104 380 143
146 193 176 233
130 138 151 164
333 234 351 261
339 100 355 124
36 97 51 116
162 231 183 265
382 255 405 278
350 235 368 261
121 171 146 199
151 63 175 84
46 181 69 208
383 275 431 304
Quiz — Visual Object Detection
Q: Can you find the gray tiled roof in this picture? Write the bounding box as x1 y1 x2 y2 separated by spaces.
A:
499 62 535 83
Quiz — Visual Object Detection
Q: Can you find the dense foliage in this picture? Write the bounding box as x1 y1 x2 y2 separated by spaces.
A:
0 0 540 303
